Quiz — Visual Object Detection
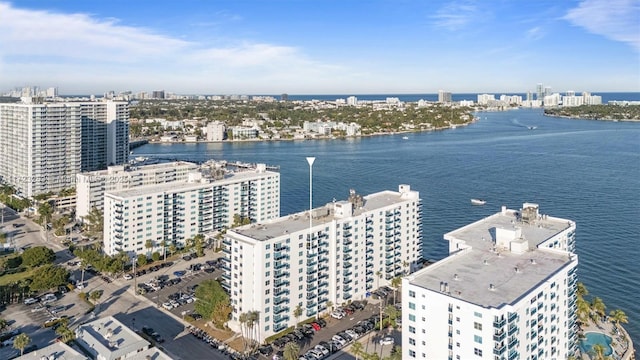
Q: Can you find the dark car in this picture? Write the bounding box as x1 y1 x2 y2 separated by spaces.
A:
258 345 273 356
142 326 155 336
316 318 327 328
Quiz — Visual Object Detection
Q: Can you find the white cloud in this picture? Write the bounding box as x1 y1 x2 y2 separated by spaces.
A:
526 27 544 41
0 2 351 93
564 0 640 51
431 1 480 31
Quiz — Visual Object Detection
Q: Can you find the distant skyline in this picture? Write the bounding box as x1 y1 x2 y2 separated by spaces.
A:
0 0 639 95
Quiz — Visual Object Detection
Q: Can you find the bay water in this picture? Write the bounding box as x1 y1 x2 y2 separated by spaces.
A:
132 108 640 345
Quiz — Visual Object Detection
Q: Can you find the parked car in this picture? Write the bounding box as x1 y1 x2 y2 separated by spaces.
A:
23 297 38 305
123 273 133 280
330 311 344 319
379 336 394 346
316 318 327 327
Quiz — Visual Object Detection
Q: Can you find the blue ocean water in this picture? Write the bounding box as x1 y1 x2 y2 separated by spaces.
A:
132 108 640 347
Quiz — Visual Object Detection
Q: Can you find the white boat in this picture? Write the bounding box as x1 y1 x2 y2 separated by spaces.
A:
471 199 486 206
402 136 409 140
528 126 537 130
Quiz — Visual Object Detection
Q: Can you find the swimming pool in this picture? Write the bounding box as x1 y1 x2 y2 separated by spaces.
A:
580 332 613 356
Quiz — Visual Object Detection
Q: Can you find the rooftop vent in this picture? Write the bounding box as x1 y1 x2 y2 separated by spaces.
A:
483 259 489 266
530 259 536 265
489 284 496 291
514 267 521 273
453 274 459 281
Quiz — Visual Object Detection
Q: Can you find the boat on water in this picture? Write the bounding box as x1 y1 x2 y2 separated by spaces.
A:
528 126 537 130
471 199 486 206
402 136 409 140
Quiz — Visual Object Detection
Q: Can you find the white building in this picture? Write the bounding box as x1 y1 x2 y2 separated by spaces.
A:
103 164 280 256
477 94 496 105
347 96 358 106
75 316 172 360
438 90 453 103
230 126 259 139
76 161 200 221
0 98 129 198
206 121 226 141
402 203 578 360
223 185 423 341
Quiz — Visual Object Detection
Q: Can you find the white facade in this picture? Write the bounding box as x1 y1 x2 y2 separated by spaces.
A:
0 99 129 198
223 185 423 341
402 203 578 360
103 165 280 256
0 99 82 197
76 161 199 221
477 94 496 105
206 121 226 141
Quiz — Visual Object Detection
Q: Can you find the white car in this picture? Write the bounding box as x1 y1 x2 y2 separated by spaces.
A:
162 302 174 310
314 345 329 356
23 297 38 305
345 329 359 340
123 273 133 280
379 336 394 346
330 311 344 319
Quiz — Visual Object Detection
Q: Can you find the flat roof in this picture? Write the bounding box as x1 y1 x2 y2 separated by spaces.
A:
107 169 278 198
76 316 149 360
14 341 87 360
408 207 575 308
232 189 416 241
78 161 197 177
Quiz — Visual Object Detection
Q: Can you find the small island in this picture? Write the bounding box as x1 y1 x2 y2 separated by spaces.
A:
544 104 640 122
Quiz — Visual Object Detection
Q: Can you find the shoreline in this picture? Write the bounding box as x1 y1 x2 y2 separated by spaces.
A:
147 121 474 145
543 113 640 122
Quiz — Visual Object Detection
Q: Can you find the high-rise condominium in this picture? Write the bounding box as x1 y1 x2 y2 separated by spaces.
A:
0 98 129 197
402 203 578 360
222 185 423 341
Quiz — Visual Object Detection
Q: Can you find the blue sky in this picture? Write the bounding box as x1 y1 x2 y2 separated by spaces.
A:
0 0 638 94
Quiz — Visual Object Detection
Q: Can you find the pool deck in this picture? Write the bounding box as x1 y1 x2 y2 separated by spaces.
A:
578 319 635 360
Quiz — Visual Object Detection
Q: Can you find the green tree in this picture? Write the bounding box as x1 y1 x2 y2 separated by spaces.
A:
145 239 154 258
37 202 54 227
151 251 160 262
13 333 31 356
351 341 364 360
21 246 56 267
55 319 75 343
83 207 104 240
591 343 606 360
0 318 8 332
90 290 103 303
169 243 177 257
283 342 300 360
239 312 249 352
577 282 589 299
137 254 148 267
609 309 628 328
194 234 205 257
591 297 606 322
390 276 402 305
29 264 69 291
293 304 303 328
194 279 231 328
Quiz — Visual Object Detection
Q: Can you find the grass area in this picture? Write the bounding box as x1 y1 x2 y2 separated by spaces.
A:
0 267 35 286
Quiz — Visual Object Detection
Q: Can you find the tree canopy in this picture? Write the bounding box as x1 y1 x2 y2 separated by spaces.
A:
29 264 69 291
194 279 231 328
21 246 56 267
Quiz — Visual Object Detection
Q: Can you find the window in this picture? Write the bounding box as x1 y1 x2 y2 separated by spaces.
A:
409 338 416 345
474 322 482 330
409 302 416 310
474 348 482 356
409 290 416 298
409 326 416 334
409 314 416 322
409 350 416 358
474 335 482 344
474 311 482 318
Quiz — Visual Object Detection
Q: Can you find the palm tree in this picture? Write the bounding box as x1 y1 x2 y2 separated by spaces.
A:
390 276 402 305
38 202 53 241
161 240 168 261
144 239 154 258
591 297 606 322
577 282 589 299
293 304 303 328
55 320 75 343
591 343 606 360
375 270 383 331
283 342 300 360
169 243 177 257
246 310 260 352
13 333 30 356
326 300 334 313
609 309 628 329
238 312 249 352
351 340 364 360
576 297 591 323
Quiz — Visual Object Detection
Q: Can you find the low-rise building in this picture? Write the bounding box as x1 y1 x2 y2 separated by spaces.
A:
402 203 578 360
75 316 172 360
223 185 423 341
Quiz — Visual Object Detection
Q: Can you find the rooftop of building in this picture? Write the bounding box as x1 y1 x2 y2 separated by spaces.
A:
407 204 575 308
75 316 149 360
13 341 87 360
106 165 278 198
77 160 199 177
231 185 419 241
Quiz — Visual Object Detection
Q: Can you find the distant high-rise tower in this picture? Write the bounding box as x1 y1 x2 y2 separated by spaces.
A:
151 90 165 99
280 93 288 101
438 90 452 103
536 83 544 101
0 98 129 197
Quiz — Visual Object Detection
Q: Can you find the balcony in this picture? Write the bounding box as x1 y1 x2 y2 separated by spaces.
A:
274 280 290 288
494 318 506 328
274 252 289 261
366 240 374 246
275 289 289 297
507 324 518 335
508 337 519 348
275 261 289 270
307 252 318 259
343 231 352 238
344 254 353 261
318 288 328 295
319 281 329 288
307 277 317 284
307 259 318 267
306 302 317 309
274 271 289 279
307 284 317 292
274 297 289 306
493 331 506 342
343 270 353 277
344 278 353 284
274 306 288 315
319 256 329 263
366 262 374 269
508 312 518 323
493 345 506 355
343 239 353 246
306 267 317 276
274 315 290 324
